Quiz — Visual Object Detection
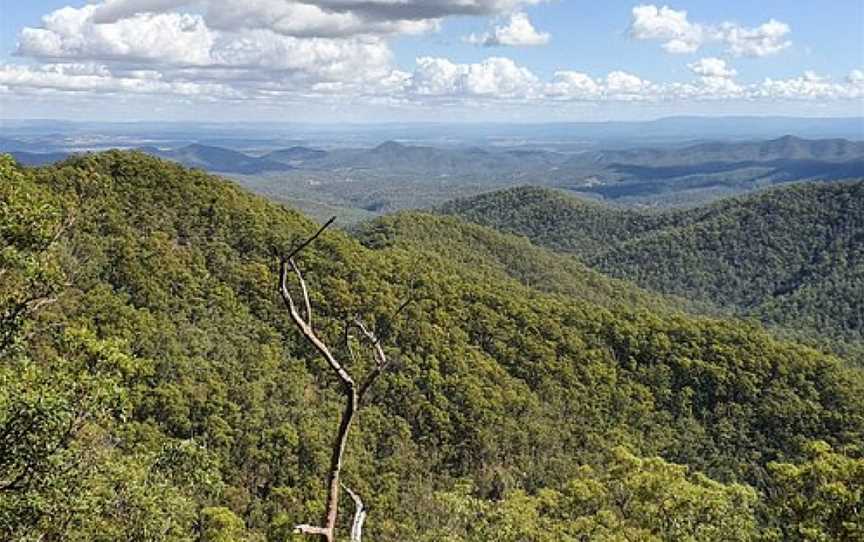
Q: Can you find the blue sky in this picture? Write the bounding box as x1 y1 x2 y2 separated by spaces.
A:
391 1 863 80
0 0 862 122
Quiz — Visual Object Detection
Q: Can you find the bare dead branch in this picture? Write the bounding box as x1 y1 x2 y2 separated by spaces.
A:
354 319 391 401
342 484 367 542
293 261 314 327
278 217 409 542
344 321 360 367
285 216 336 263
280 217 354 542
280 259 355 390
293 525 330 537
391 297 413 324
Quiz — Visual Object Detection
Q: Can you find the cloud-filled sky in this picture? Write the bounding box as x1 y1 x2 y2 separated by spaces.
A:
0 0 862 122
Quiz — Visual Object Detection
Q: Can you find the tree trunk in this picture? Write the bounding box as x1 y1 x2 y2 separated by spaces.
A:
281 217 400 542
321 389 358 540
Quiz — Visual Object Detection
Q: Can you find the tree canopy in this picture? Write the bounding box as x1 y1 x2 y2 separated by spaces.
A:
442 183 864 362
1 152 862 540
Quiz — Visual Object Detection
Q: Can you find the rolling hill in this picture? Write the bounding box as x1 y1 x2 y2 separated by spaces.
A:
3 151 862 540
243 135 864 216
9 136 864 214
566 135 864 168
142 144 294 174
442 182 864 354
7 151 74 167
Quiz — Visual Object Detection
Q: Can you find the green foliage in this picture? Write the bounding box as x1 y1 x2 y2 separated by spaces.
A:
200 507 249 542
417 447 759 541
442 183 864 361
763 441 864 541
0 155 68 352
1 152 863 539
356 212 691 313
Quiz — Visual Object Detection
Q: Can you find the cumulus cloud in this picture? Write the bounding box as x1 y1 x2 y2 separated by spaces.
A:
14 1 550 100
92 0 197 23
4 0 860 110
18 7 216 65
754 71 862 100
410 57 540 98
466 12 550 47
721 19 791 57
406 58 860 103
89 0 542 35
8 1 545 106
306 0 544 21
0 62 240 98
605 70 653 95
546 71 602 99
688 57 737 78
680 58 743 99
2 54 861 106
630 5 705 54
631 4 791 57
15 2 401 93
193 0 438 38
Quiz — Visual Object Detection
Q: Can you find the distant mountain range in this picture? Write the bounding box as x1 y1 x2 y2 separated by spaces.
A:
6 135 864 210
556 136 864 202
140 144 295 175
2 116 862 148
568 136 864 167
6 151 72 166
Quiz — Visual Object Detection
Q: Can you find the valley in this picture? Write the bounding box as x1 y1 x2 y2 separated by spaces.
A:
3 0 863 539
2 151 863 540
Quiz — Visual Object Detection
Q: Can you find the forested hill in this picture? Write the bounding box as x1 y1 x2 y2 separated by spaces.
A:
355 212 696 314
569 135 864 167
3 151 864 541
441 183 864 351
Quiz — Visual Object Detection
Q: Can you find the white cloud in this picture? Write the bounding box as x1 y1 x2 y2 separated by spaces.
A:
605 70 652 95
683 58 745 99
688 57 737 78
92 0 197 23
630 5 704 54
410 57 540 98
721 19 791 57
631 4 791 57
3 1 860 112
546 71 602 99
15 3 400 92
2 53 861 107
0 63 240 98
89 0 541 36
305 0 544 21
466 12 550 47
197 0 439 38
19 7 215 65
9 1 545 106
755 71 863 100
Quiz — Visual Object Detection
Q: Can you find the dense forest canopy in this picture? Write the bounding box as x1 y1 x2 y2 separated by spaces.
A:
1 152 863 540
442 183 864 361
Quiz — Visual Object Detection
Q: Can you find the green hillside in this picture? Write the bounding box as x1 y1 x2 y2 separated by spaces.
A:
2 152 863 541
442 183 864 355
355 212 698 313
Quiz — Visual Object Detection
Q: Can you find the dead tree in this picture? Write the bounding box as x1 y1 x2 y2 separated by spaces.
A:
279 217 399 542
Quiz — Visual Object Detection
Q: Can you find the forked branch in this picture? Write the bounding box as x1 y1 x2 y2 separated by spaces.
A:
342 484 367 542
279 217 406 542
353 320 391 401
